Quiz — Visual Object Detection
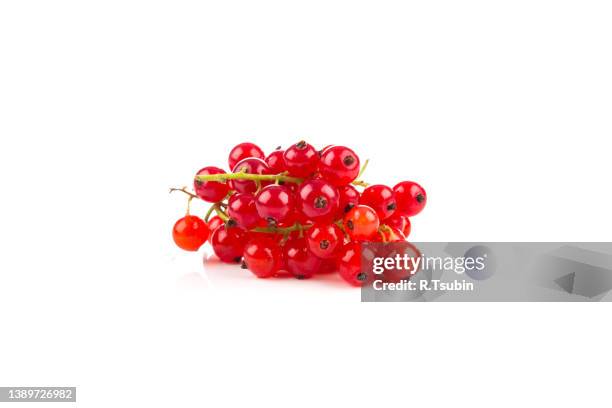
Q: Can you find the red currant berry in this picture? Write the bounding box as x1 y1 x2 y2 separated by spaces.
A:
228 193 260 229
343 205 379 241
318 146 360 186
360 184 397 220
393 181 427 216
283 238 322 279
265 149 286 174
283 140 319 177
243 236 281 278
228 142 265 170
338 184 360 215
255 184 295 225
231 157 271 194
306 223 343 259
194 166 229 202
211 225 247 263
338 242 369 286
385 213 411 238
207 216 224 243
172 215 210 251
297 179 340 220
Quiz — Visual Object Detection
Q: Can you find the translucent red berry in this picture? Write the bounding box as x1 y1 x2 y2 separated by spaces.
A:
283 238 322 279
228 142 265 170
231 157 271 194
283 141 319 177
338 242 369 286
211 225 247 263
228 193 260 229
194 166 229 202
255 184 295 225
306 223 343 259
207 216 224 243
172 215 210 251
318 146 360 186
297 179 339 221
360 184 397 220
243 236 281 278
385 213 411 238
265 149 286 174
343 205 379 241
393 181 427 217
338 184 360 215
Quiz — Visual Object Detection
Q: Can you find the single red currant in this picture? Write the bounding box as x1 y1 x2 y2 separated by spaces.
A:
338 242 370 286
265 149 286 174
231 157 271 194
385 213 411 238
318 146 360 186
343 205 380 241
393 181 427 217
338 184 360 215
255 184 295 225
360 184 397 220
211 225 247 263
207 216 224 243
283 238 322 279
283 140 319 177
172 215 210 251
306 223 343 259
297 179 339 220
194 166 229 202
243 236 281 278
228 193 260 229
228 142 265 170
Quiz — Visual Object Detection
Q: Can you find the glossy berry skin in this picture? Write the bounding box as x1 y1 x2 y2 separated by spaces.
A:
283 141 319 177
306 223 343 259
393 181 427 217
194 166 229 203
228 193 260 229
172 215 210 251
338 184 360 215
228 142 265 170
338 242 369 286
207 216 224 243
231 157 271 194
360 184 397 220
385 213 411 238
243 237 281 278
297 179 339 221
255 185 295 225
318 146 360 186
283 238 322 279
318 258 337 274
211 225 247 263
343 205 380 241
265 149 286 174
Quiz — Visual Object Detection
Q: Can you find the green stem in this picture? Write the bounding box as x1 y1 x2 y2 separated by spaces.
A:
251 222 313 234
352 159 370 187
169 187 198 200
357 159 370 178
195 171 303 185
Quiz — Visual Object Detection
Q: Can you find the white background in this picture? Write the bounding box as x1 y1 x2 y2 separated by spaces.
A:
1 0 611 406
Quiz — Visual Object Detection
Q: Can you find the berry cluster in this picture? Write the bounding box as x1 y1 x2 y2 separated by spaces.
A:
171 141 427 286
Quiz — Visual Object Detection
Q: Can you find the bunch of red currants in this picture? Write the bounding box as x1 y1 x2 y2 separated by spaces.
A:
171 141 426 286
